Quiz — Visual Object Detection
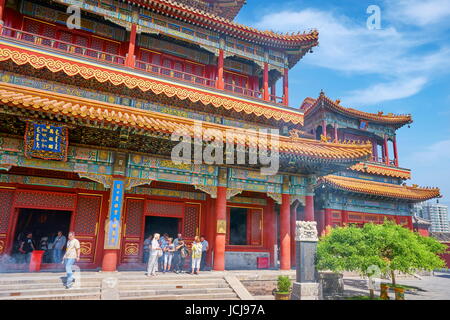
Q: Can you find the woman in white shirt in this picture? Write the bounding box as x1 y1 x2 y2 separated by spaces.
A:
146 233 162 276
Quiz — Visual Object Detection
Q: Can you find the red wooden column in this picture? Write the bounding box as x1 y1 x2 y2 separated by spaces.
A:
270 83 276 102
263 62 269 101
265 197 276 267
393 136 399 167
342 210 348 226
318 210 325 235
305 195 315 221
407 216 413 230
280 193 291 270
213 186 227 271
216 49 224 90
205 196 216 266
125 23 137 68
322 120 327 138
0 0 5 23
384 135 390 165
290 202 299 267
334 124 338 142
283 68 289 106
324 208 332 235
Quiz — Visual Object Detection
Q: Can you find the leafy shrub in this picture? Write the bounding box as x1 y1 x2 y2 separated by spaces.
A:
277 275 292 293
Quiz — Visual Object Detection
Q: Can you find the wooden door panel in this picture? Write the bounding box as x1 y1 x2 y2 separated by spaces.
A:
121 198 144 263
74 194 102 263
250 209 262 245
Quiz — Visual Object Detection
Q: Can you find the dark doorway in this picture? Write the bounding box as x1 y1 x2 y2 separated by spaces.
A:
144 216 180 239
13 208 71 263
229 207 248 245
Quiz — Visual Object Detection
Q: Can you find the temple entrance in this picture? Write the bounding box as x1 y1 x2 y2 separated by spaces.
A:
144 216 180 239
12 208 71 264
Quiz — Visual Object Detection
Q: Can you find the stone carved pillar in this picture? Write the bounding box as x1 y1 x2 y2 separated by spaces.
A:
291 221 322 300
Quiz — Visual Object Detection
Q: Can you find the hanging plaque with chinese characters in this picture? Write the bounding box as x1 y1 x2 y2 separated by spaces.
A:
24 120 69 161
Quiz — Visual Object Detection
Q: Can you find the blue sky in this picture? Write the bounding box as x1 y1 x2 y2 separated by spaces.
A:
235 0 450 208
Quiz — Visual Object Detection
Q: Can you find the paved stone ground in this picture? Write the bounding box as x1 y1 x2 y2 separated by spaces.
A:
343 272 450 300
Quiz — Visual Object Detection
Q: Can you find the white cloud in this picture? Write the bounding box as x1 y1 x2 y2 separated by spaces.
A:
403 139 450 202
387 0 450 26
343 77 428 105
252 7 450 105
408 139 450 164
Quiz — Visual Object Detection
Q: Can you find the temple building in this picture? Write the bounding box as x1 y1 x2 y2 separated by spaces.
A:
0 0 440 271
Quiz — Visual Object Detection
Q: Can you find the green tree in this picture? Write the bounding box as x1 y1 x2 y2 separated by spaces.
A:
317 221 446 298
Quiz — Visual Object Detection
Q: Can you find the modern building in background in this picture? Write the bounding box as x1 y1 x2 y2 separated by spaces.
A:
415 202 450 233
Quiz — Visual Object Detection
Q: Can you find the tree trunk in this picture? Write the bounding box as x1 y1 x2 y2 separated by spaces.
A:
369 288 374 300
391 270 396 286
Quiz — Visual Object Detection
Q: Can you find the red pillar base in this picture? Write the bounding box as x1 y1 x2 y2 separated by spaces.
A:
101 249 119 272
213 234 225 271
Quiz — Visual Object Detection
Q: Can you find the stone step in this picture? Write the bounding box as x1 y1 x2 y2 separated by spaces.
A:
118 283 230 291
121 292 239 300
0 282 100 290
120 287 233 298
0 277 101 285
116 274 224 280
0 291 101 300
0 287 100 297
118 278 226 285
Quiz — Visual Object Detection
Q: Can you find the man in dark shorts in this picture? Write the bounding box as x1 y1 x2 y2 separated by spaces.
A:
18 233 36 264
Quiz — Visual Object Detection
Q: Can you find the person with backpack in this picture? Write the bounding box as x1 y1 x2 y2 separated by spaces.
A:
174 238 187 274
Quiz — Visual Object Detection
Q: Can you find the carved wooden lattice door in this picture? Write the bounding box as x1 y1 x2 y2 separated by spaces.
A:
121 198 144 263
73 194 103 264
0 189 14 255
183 203 200 240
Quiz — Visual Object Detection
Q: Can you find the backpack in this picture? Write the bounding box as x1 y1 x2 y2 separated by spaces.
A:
180 247 188 258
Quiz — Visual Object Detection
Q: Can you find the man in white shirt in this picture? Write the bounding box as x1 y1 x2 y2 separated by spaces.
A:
62 232 80 289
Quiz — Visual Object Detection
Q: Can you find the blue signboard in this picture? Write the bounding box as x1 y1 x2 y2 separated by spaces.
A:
32 124 63 152
107 180 125 248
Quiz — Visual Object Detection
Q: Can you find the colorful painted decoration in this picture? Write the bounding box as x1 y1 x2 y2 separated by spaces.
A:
24 120 68 161
359 120 368 130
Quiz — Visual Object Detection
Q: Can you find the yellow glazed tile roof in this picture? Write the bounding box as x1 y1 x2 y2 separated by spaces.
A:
304 93 413 125
350 162 411 180
320 175 440 201
0 82 373 162
124 0 319 47
0 45 304 125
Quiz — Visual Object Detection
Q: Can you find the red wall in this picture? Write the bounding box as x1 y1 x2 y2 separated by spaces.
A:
440 242 450 269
